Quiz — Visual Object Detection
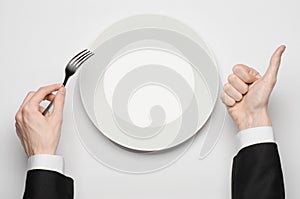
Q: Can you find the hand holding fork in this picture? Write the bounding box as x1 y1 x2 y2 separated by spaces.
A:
42 49 94 115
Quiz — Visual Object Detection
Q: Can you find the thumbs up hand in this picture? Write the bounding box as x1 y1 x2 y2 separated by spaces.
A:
221 45 286 131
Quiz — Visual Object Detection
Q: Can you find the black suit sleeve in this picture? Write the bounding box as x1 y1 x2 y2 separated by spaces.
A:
232 143 285 199
23 169 74 199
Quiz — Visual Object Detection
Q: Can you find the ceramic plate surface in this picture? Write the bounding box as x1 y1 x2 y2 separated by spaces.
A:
73 80 195 173
79 16 219 151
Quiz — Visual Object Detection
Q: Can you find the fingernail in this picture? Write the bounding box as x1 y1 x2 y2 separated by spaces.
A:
57 87 66 95
55 83 62 87
282 45 286 53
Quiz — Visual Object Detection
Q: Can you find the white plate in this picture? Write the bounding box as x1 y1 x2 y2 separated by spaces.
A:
79 17 219 151
73 80 195 174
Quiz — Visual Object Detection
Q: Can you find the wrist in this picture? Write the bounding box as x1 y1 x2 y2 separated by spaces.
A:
237 109 272 131
31 148 57 157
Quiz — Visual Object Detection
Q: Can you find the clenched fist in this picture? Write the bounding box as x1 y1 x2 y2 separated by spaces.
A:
221 45 286 130
15 84 66 157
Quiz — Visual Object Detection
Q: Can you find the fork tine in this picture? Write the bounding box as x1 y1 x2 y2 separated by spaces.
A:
73 51 93 65
75 52 94 68
70 50 91 65
67 49 87 65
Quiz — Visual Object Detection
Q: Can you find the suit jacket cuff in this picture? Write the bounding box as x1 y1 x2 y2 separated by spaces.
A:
236 126 275 153
28 154 64 174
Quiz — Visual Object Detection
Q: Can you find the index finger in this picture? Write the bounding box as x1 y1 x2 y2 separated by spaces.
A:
30 84 63 105
232 64 260 84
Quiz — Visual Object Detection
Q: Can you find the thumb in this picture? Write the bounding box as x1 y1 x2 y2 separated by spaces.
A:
52 87 66 117
263 45 286 80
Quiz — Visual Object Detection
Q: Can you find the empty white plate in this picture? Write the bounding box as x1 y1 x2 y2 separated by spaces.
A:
79 16 219 151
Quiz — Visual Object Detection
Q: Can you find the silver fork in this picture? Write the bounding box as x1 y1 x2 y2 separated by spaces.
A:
42 49 94 116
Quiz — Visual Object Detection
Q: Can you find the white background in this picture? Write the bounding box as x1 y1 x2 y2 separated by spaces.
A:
1 0 299 198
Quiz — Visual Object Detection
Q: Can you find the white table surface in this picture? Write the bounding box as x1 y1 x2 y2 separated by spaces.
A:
1 0 300 198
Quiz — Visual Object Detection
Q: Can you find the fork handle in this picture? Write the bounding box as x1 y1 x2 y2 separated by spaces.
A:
63 74 70 86
42 75 70 116
42 100 54 116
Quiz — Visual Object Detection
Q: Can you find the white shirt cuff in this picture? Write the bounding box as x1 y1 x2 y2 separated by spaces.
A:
27 154 64 174
236 126 275 153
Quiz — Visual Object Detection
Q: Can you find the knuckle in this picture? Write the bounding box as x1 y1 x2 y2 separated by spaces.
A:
228 100 236 107
28 91 35 96
249 67 258 75
227 74 235 83
223 83 231 91
38 86 46 92
15 113 22 122
232 64 241 72
244 75 252 83
236 93 243 101
220 92 226 101
22 104 31 115
221 92 235 107
241 85 248 94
